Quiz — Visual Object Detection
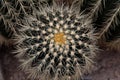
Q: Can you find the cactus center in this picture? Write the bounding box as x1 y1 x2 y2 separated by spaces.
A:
54 32 66 45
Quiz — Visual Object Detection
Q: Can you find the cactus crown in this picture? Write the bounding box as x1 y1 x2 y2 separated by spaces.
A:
14 1 97 80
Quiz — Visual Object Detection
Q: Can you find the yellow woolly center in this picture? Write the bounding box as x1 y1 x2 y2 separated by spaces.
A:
54 32 66 45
